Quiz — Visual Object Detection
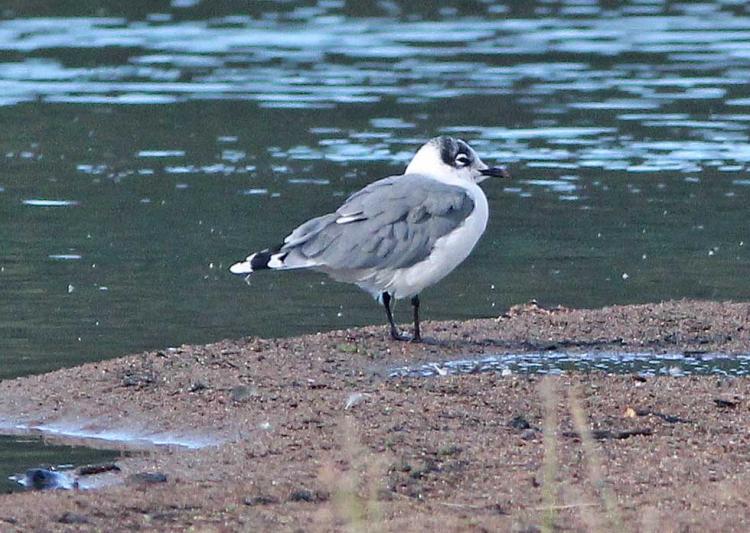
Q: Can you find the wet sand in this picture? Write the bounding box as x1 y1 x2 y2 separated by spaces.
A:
0 300 749 531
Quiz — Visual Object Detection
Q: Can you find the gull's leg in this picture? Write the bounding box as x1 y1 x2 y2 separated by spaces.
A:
382 292 409 341
411 295 422 343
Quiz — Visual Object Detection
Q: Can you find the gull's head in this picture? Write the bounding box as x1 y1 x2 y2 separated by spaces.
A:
405 136 510 184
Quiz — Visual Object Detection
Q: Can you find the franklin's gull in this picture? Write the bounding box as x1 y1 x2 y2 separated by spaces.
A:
230 136 510 342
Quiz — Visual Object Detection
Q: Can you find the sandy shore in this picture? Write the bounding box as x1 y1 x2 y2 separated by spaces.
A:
0 300 748 531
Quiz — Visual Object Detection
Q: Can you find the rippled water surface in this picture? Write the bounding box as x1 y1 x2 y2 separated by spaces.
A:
389 352 750 379
1 0 749 379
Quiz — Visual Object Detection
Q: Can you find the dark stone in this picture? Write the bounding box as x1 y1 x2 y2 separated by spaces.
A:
714 397 740 408
189 380 209 392
288 489 328 503
28 468 59 490
121 369 156 388
636 409 692 424
59 512 89 524
492 503 509 515
77 463 121 476
289 489 315 502
243 495 279 506
563 428 653 440
127 472 167 485
25 468 71 490
508 415 532 430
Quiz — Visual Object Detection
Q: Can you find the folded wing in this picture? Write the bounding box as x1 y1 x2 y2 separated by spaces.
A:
280 174 475 271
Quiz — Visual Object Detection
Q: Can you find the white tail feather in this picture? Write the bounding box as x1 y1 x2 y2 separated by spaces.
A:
267 253 285 268
229 260 253 274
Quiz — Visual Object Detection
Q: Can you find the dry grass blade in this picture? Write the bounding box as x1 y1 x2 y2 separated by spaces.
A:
568 386 626 532
318 416 385 533
540 378 559 533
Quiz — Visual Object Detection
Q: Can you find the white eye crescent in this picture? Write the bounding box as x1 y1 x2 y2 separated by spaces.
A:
455 154 470 166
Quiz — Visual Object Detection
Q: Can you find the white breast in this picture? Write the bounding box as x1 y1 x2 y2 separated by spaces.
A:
370 180 489 299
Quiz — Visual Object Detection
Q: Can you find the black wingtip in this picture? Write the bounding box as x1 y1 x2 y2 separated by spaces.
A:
249 249 273 270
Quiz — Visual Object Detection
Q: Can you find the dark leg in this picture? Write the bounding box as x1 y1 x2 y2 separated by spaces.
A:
411 295 422 343
382 292 409 341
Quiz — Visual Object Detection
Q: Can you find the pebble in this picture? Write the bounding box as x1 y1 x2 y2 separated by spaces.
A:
230 385 259 402
127 472 168 485
288 488 328 503
508 415 532 430
77 463 121 476
344 392 368 410
243 495 279 506
288 489 315 502
58 512 89 525
189 380 209 393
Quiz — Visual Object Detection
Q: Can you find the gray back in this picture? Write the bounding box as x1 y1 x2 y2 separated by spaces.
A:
281 174 475 270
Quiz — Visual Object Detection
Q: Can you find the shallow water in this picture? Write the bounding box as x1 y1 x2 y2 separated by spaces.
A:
0 421 212 494
0 435 121 493
1 1 749 381
3 421 218 450
389 351 750 379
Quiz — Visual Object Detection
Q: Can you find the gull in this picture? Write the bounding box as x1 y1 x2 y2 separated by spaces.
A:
229 136 510 342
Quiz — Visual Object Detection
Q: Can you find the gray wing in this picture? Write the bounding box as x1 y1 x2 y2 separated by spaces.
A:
280 174 475 270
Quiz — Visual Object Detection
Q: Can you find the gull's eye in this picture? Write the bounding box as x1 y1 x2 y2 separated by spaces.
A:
455 153 471 167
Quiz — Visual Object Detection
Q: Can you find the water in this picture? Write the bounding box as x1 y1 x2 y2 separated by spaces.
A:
2 421 218 450
389 352 750 379
0 435 122 493
1 1 749 380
